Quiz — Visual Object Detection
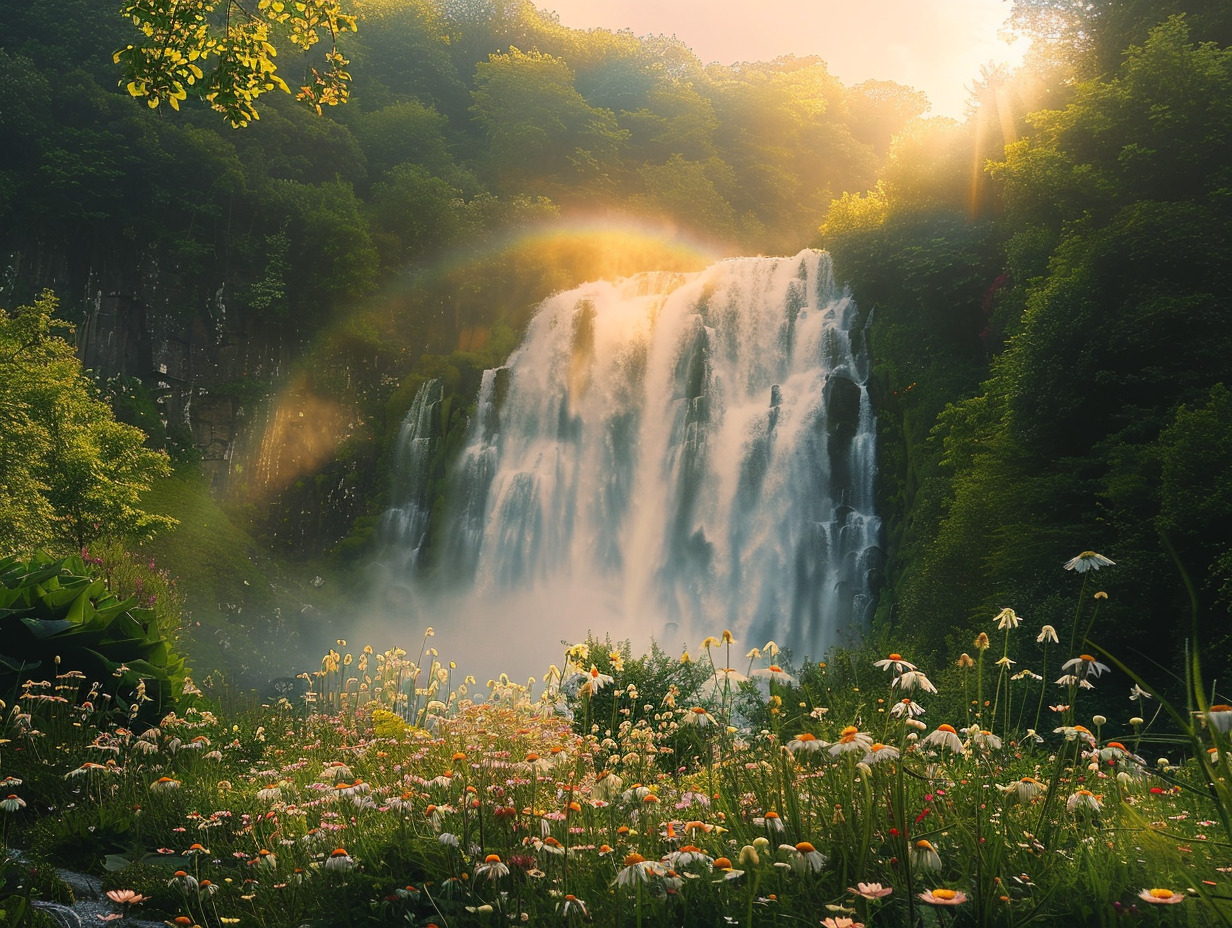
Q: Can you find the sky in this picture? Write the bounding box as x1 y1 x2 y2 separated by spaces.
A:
540 0 1028 119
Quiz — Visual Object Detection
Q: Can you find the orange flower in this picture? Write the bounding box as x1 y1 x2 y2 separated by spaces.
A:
105 889 147 905
920 888 967 905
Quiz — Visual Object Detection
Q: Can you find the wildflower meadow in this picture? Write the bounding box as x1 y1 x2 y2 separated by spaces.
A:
2 552 1230 927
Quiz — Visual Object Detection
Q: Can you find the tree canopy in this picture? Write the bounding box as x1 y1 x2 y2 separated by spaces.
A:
825 11 1232 674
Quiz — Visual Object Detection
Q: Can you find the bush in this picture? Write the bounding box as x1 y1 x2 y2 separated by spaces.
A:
0 552 187 722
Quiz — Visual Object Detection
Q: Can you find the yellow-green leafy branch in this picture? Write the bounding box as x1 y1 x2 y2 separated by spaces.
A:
114 0 357 127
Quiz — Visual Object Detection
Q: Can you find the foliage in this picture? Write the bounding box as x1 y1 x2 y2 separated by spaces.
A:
1008 0 1232 79
84 539 188 650
114 0 358 126
0 291 174 553
2 578 1232 926
849 15 1232 669
1 0 937 571
0 552 187 722
0 853 70 928
470 46 628 196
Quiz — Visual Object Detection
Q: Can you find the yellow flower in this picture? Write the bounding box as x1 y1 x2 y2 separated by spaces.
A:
974 632 990 651
994 607 1020 629
1138 888 1184 904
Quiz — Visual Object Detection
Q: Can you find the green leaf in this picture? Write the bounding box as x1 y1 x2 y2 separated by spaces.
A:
19 617 74 640
0 653 38 673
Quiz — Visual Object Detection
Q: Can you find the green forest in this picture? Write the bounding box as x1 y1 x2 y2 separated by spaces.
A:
826 2 1232 682
5 1 1232 926
4 0 1230 682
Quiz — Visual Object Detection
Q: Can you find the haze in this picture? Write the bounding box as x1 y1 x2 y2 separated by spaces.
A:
543 0 1026 119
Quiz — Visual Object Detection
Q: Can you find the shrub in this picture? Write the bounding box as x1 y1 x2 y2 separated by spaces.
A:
0 552 187 722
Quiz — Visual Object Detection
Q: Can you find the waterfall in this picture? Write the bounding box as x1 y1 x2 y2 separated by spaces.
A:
381 378 445 573
382 249 881 662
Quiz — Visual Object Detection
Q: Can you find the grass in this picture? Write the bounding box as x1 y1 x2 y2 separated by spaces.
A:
2 555 1231 927
133 467 335 689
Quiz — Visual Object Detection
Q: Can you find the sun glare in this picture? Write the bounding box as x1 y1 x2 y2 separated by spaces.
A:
499 216 722 284
238 372 356 501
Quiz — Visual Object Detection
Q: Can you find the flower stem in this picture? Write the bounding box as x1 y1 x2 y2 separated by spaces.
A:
1033 643 1049 733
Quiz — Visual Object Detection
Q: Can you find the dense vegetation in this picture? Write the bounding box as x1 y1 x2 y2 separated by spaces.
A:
0 0 931 572
2 1 1232 925
0 0 1229 685
5 611 1232 927
1 0 1230 691
0 0 917 332
823 1 1232 682
0 291 173 553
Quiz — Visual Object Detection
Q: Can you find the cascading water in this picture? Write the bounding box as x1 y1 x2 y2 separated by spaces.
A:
381 249 881 665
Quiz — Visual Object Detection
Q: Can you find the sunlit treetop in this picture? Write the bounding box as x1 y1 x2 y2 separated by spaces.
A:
114 0 358 128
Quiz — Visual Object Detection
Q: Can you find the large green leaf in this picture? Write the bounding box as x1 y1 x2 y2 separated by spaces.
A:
18 616 74 639
101 611 149 644
94 594 141 623
63 579 106 624
1 553 183 724
36 583 88 612
5 563 68 589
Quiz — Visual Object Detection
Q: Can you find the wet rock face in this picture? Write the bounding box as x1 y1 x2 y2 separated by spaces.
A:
75 285 288 486
823 373 862 442
822 372 862 492
70 284 369 555
79 294 153 381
